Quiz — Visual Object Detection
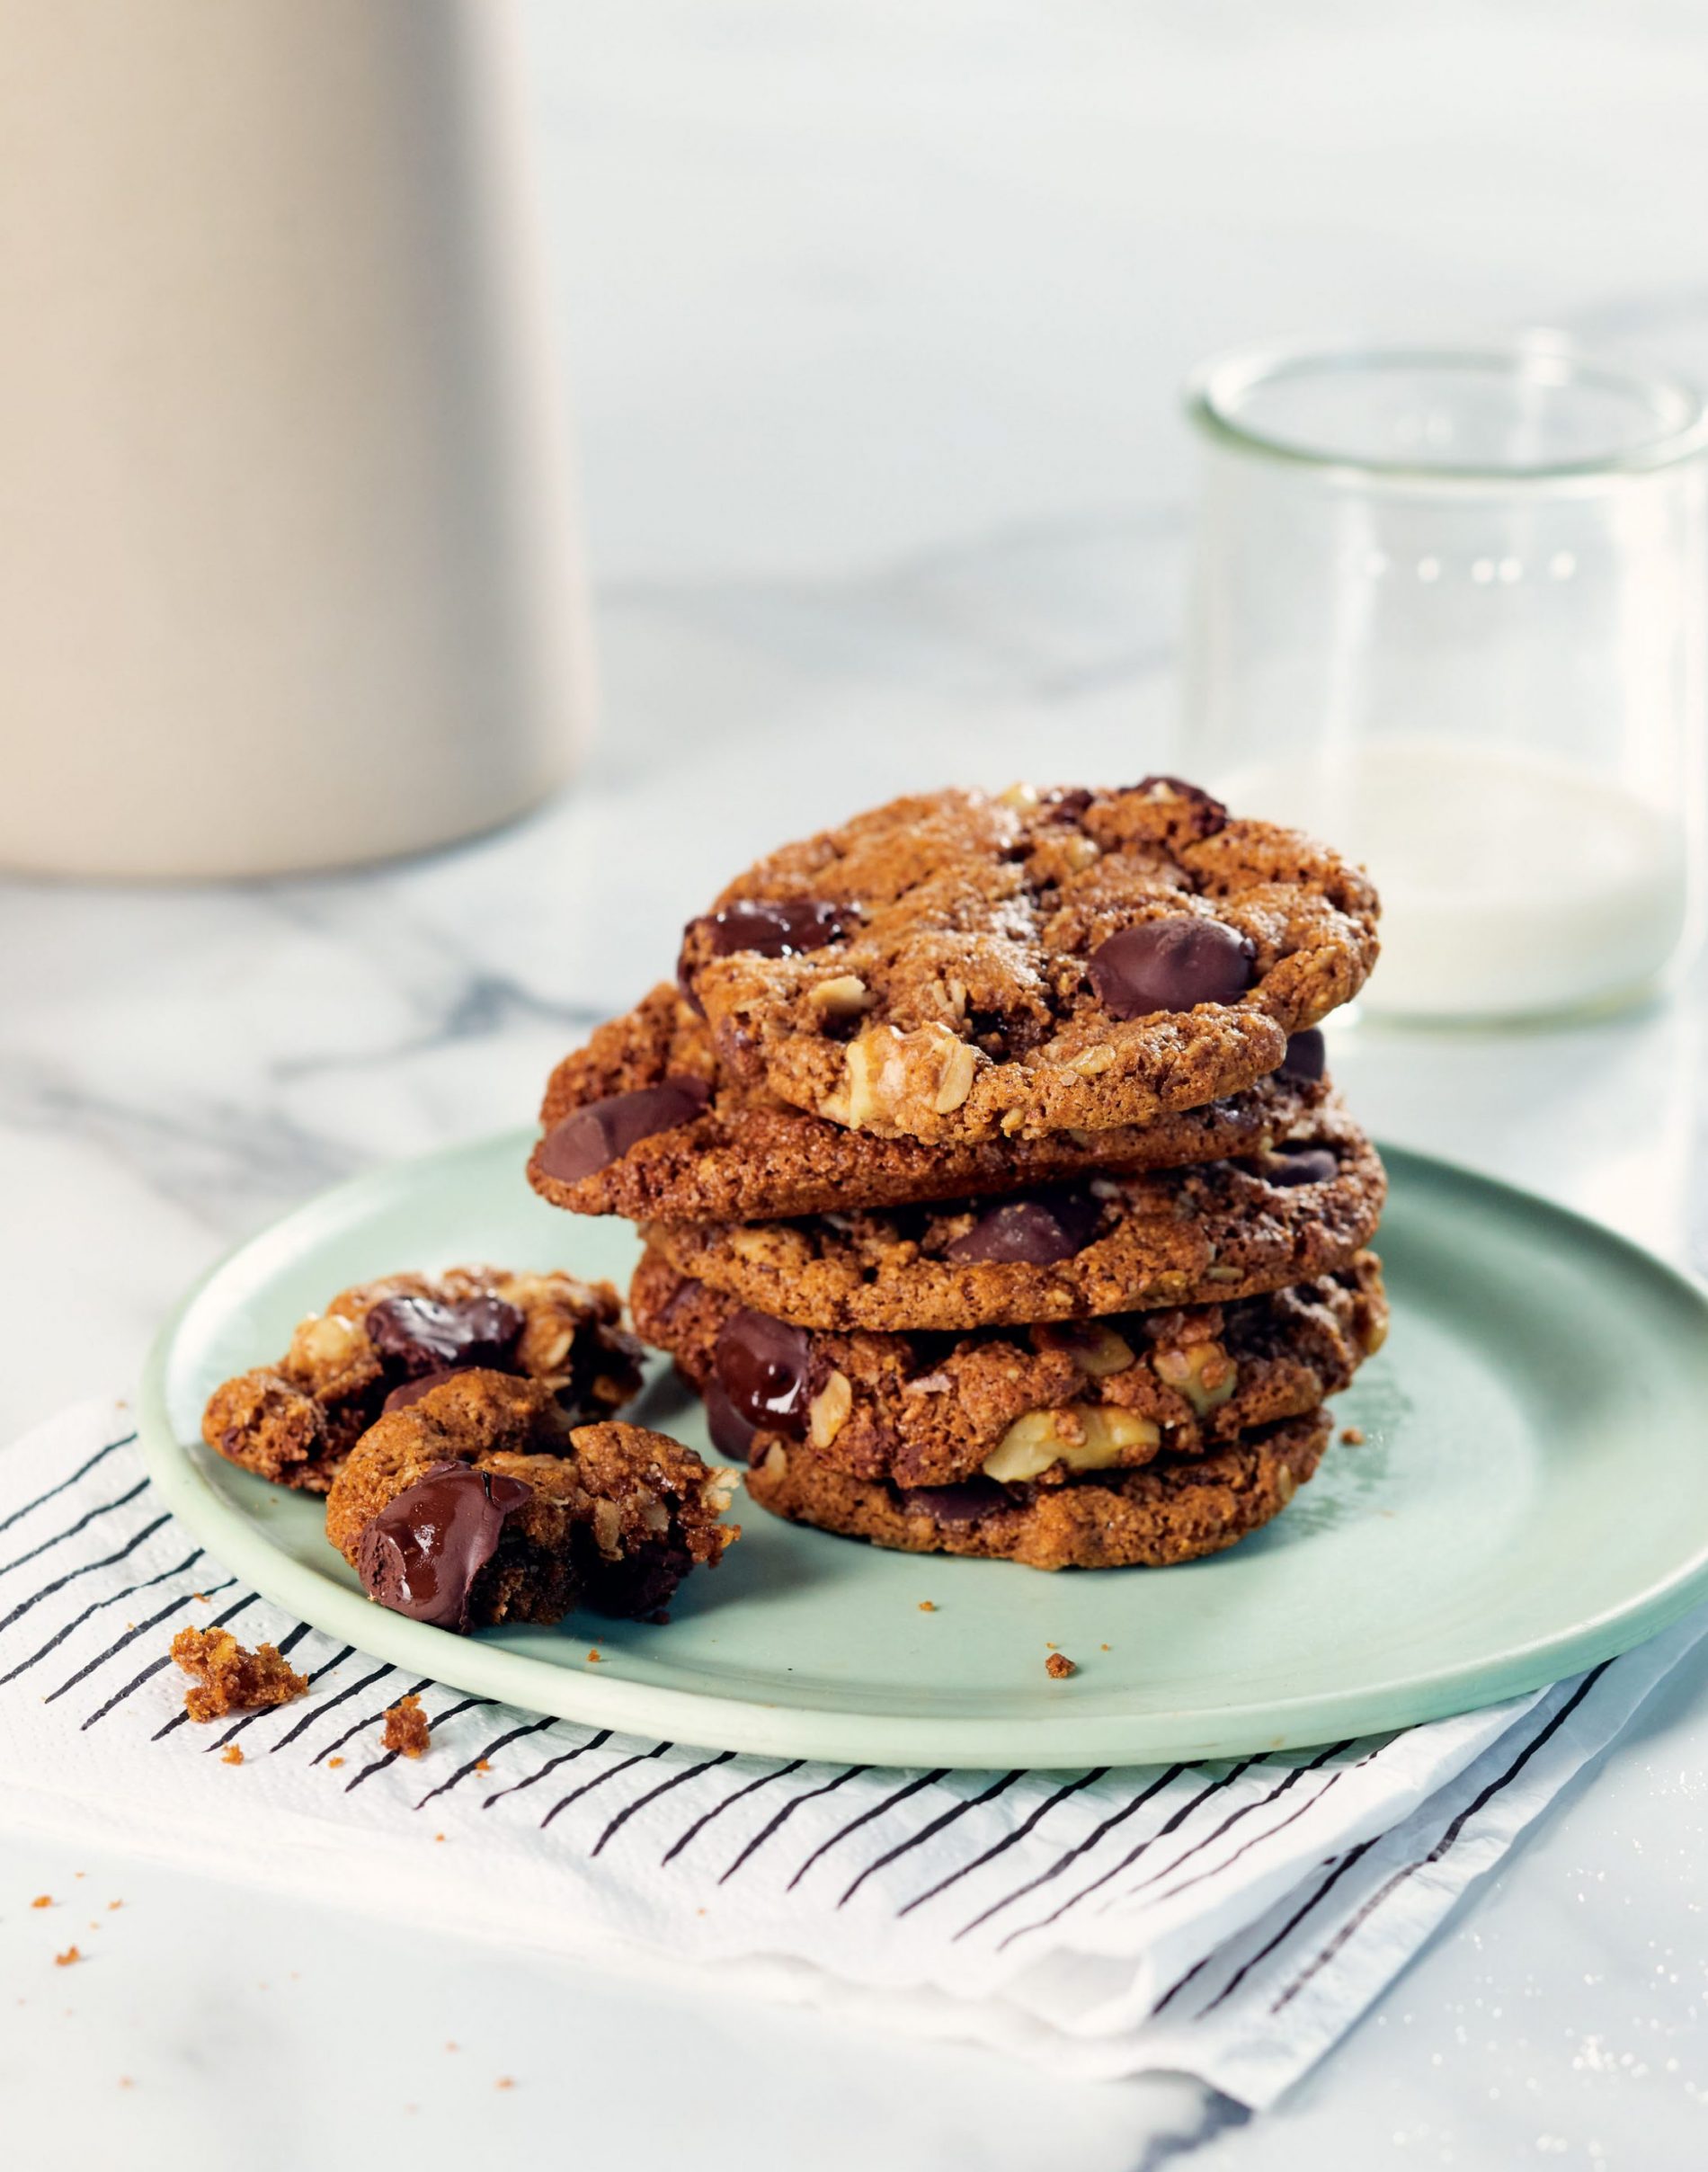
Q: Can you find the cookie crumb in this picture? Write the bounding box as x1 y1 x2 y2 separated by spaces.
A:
474 1759 492 1773
382 1694 431 1758
1099 1642 1111 1652
1340 1425 1366 1446
326 1757 344 1769
222 1744 245 1766
172 1627 307 1722
495 2076 515 2091
54 1946 82 1968
30 1896 51 1909
433 1833 446 1844
107 1900 123 1911
1045 1652 1075 1680
586 1649 603 1664
119 2078 134 2089
918 1600 937 1613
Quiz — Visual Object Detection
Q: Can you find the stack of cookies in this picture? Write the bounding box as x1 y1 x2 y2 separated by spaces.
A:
529 779 1389 1572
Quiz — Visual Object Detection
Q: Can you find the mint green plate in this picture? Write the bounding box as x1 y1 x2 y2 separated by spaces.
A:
139 1134 1708 1768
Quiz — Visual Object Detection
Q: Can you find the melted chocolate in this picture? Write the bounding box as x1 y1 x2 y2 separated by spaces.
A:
705 898 846 958
712 1308 813 1437
896 1478 1009 1525
1280 1028 1326 1082
703 1375 761 1464
381 1368 465 1415
366 1295 525 1377
355 1461 535 1633
538 1077 710 1184
1264 1145 1339 1188
943 1188 1103 1266
1087 916 1255 1019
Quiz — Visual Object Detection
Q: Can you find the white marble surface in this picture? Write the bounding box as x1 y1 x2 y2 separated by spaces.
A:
4 3 1708 2164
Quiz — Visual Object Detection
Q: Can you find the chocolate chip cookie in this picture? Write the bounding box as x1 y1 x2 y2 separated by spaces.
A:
632 1244 1386 1489
742 1408 1331 1570
529 983 1333 1224
203 1266 644 1494
642 1105 1384 1331
324 1370 737 1631
676 781 1378 1144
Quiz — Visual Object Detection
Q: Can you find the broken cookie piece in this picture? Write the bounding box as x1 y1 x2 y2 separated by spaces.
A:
171 1626 308 1721
201 1264 645 1494
382 1693 431 1758
324 1370 737 1633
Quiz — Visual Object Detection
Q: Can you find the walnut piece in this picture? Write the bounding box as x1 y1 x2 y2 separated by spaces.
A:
983 1405 1159 1485
808 1369 853 1447
1153 1338 1239 1415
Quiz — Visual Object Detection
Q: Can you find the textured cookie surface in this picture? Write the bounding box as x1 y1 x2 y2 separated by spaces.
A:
645 1105 1384 1331
529 984 1332 1224
677 781 1379 1143
324 1371 735 1630
633 1244 1385 1489
743 1409 1331 1571
202 1265 644 1494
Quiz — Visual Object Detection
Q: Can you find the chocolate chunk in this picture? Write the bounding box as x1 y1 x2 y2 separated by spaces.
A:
365 1295 525 1378
1281 1028 1326 1082
943 1188 1103 1266
675 898 847 1012
355 1461 534 1633
712 1308 814 1438
897 1478 1009 1525
706 897 847 959
702 1376 760 1464
1044 787 1094 823
582 1544 689 1622
1265 1145 1339 1188
537 1078 711 1185
1088 916 1256 1019
381 1369 465 1415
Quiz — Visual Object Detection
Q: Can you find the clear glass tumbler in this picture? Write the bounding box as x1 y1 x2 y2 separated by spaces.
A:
1181 338 1708 1021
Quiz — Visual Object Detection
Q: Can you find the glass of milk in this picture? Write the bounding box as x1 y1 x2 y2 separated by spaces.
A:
1182 338 1708 1021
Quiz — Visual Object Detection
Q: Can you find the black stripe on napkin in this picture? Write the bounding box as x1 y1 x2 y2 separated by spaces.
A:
660 1759 805 1867
0 1429 135 1537
415 1717 556 1809
1106 1742 1353 1912
482 1729 611 1809
0 1477 152 1581
0 1513 173 1639
0 1547 204 1687
717 1767 864 1886
955 1764 1187 1942
591 1749 737 1857
839 1770 1024 1909
995 1761 1265 1951
1268 1663 1610 2015
897 1768 1107 1918
538 1742 671 1832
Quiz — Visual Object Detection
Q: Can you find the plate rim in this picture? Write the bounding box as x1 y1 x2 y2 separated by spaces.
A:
138 1131 1708 1768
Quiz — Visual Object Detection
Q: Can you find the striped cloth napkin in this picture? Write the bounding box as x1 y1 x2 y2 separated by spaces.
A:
4 1400 1699 2108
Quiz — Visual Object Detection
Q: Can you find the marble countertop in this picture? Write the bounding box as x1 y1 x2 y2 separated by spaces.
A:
5 3 1708 2165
